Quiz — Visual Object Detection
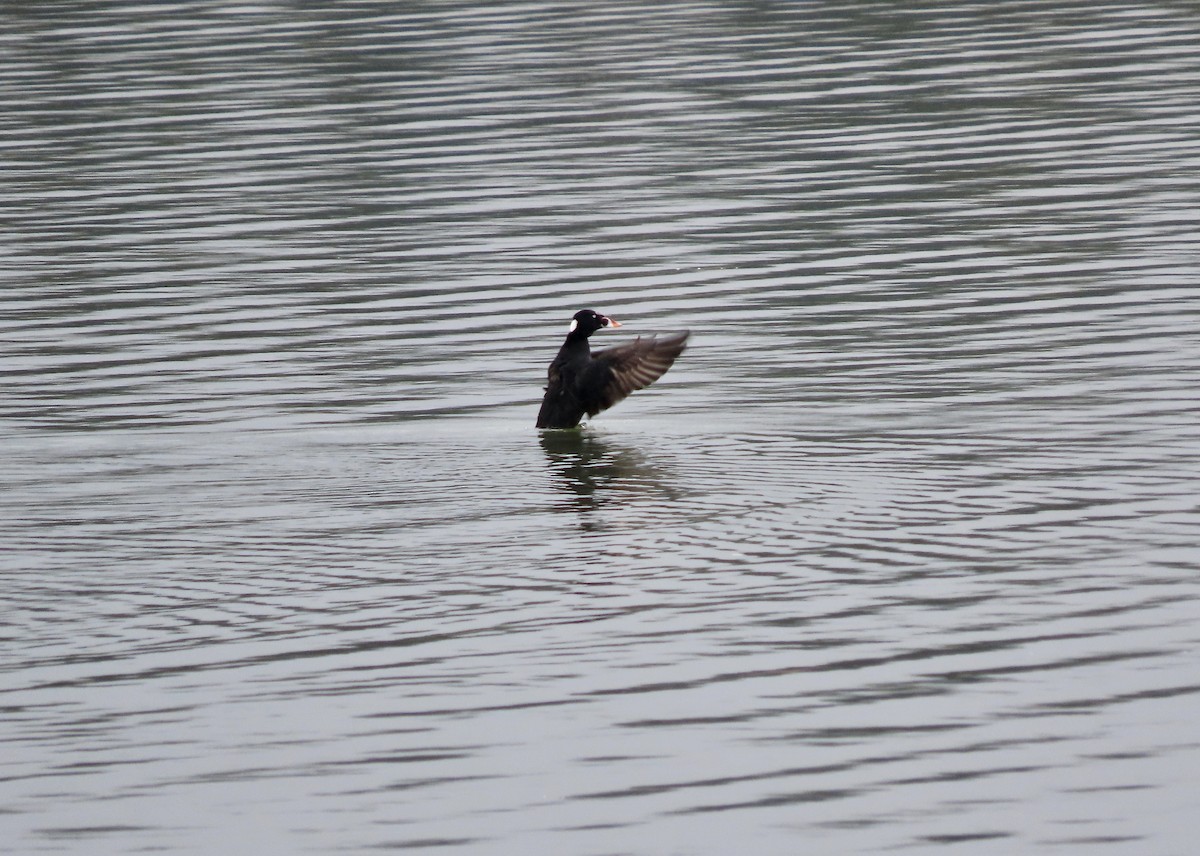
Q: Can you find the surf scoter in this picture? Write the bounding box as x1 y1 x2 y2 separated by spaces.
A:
536 309 689 429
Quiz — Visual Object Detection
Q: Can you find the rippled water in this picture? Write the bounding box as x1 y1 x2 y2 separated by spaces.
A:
5 2 1200 854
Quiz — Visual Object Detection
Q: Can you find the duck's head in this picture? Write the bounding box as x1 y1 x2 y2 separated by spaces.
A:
568 309 622 337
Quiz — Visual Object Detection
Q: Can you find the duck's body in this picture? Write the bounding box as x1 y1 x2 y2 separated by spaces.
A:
536 310 689 429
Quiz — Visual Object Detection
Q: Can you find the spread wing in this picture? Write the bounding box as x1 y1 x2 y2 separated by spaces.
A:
579 332 689 417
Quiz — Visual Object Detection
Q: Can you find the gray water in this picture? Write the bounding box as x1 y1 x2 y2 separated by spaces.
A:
4 2 1200 854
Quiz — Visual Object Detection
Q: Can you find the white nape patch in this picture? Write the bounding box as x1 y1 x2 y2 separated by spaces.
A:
568 318 578 333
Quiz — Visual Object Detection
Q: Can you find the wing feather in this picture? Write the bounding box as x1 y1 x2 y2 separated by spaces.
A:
579 332 689 417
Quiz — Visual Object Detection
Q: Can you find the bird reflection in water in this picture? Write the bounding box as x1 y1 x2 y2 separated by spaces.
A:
538 430 679 526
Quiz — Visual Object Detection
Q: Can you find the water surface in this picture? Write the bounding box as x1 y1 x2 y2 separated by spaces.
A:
4 2 1200 854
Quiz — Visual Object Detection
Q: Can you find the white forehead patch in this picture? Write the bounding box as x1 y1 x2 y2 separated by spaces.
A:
568 318 578 333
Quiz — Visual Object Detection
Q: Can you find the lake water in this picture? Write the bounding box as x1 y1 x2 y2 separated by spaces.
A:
4 2 1200 854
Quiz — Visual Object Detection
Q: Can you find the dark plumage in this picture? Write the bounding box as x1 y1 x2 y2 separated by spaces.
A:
536 309 689 429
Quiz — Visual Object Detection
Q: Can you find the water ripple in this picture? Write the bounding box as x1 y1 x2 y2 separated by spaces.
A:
4 1 1200 854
